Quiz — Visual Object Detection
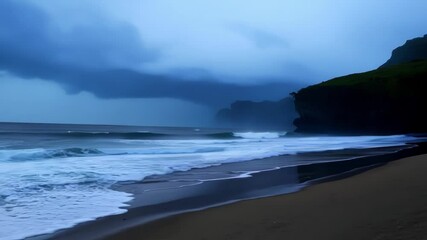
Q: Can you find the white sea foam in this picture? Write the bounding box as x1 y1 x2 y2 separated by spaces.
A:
0 133 419 240
233 132 286 139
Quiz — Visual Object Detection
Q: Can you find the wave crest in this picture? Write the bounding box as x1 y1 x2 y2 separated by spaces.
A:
2 148 104 161
233 132 286 139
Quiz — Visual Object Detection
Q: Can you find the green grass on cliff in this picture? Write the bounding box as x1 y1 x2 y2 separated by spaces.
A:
309 60 427 88
293 60 427 134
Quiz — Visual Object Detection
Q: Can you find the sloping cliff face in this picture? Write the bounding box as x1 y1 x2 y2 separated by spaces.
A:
380 34 427 68
216 97 296 130
293 60 427 134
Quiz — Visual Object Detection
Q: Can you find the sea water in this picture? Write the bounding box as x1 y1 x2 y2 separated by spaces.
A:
0 122 420 240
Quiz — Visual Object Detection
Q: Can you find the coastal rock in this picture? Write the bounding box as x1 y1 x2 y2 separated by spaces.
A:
293 35 427 134
216 97 297 130
380 35 427 68
293 60 427 134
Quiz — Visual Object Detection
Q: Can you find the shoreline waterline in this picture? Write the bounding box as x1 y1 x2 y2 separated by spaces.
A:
41 142 427 240
104 152 427 240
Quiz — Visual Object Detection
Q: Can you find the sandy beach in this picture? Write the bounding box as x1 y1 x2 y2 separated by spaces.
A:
104 153 427 240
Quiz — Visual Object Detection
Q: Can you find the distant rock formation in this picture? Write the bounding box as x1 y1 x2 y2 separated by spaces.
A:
216 97 297 131
380 34 427 68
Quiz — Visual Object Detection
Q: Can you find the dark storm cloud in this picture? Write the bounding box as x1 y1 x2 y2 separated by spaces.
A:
0 0 156 73
0 0 299 107
64 69 300 106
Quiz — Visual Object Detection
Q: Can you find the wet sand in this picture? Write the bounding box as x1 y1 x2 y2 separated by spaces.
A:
105 154 427 240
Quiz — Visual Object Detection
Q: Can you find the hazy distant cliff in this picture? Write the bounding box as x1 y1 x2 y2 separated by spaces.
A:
380 34 427 68
216 97 297 130
294 35 427 134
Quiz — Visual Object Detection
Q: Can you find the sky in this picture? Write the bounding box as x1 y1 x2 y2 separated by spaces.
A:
0 0 426 126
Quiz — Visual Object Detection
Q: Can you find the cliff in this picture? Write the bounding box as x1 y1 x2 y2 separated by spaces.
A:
216 97 297 130
293 60 427 134
380 34 427 68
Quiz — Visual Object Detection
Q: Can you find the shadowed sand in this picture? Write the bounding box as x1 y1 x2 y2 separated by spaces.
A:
104 154 427 240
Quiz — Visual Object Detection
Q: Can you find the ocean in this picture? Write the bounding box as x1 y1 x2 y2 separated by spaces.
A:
0 122 423 240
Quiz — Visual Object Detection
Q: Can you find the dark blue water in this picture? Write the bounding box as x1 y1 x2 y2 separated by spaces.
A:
0 122 421 240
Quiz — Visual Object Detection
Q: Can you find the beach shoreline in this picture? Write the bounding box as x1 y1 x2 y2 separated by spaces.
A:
104 153 427 240
41 142 427 240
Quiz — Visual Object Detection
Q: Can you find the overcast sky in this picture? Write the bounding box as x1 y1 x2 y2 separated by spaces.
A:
0 0 426 126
